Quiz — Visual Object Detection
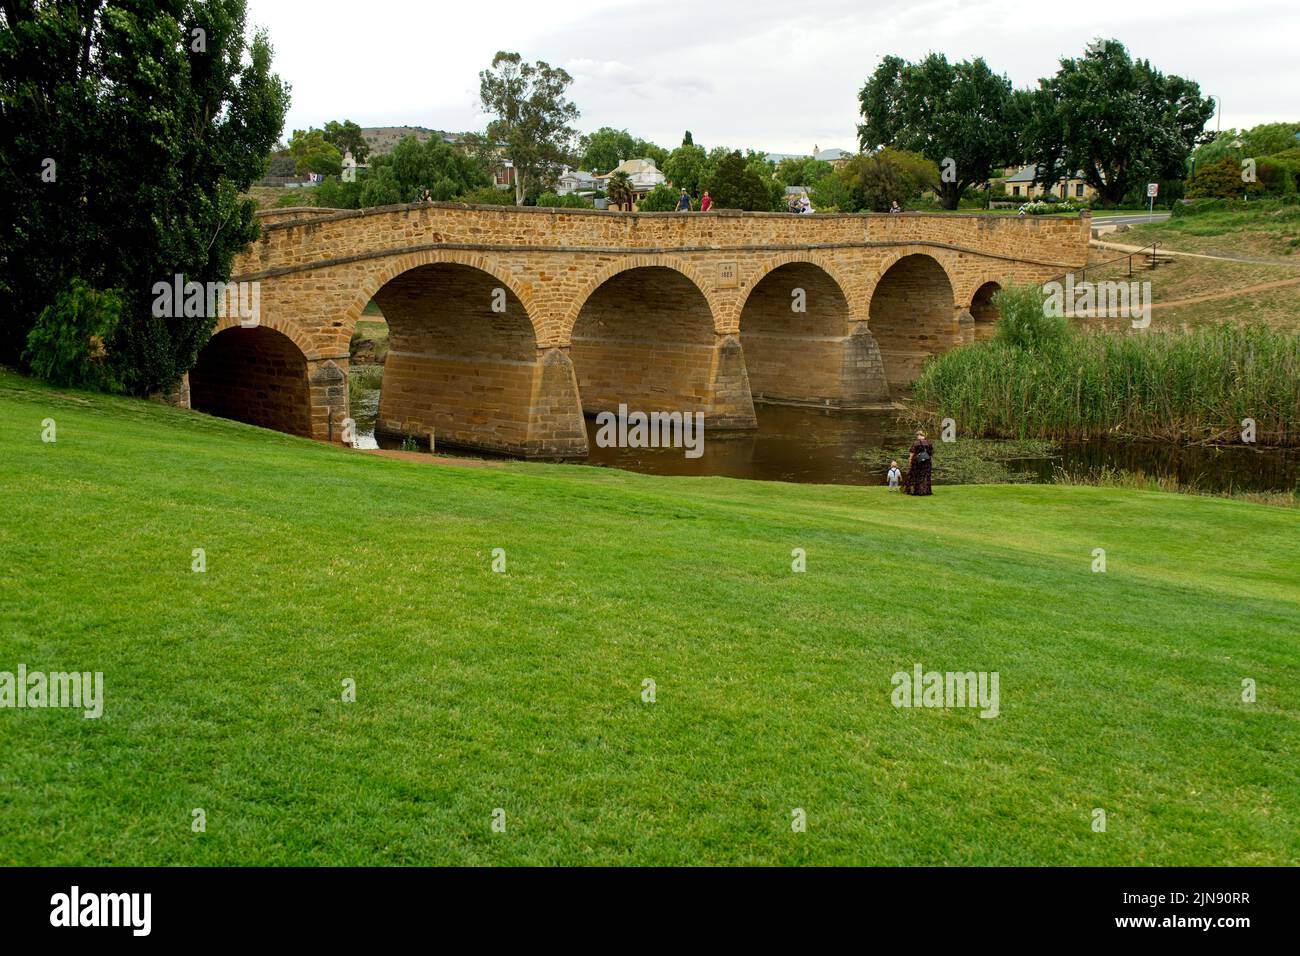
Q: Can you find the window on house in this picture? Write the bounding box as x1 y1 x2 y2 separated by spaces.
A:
1012 186 1020 196
1075 183 1084 198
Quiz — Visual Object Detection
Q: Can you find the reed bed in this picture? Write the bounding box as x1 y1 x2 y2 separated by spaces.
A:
912 321 1300 446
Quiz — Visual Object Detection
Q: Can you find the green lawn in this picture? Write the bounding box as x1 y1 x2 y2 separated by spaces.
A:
1 371 1297 865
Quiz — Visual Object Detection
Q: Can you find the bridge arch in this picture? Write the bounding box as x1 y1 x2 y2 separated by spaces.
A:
732 253 861 326
210 311 315 361
560 254 722 343
345 249 544 349
190 325 313 437
866 251 960 388
969 280 1003 341
568 262 754 426
737 258 855 405
367 259 557 454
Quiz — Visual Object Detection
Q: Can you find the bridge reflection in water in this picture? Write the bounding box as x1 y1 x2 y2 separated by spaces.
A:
351 390 1298 494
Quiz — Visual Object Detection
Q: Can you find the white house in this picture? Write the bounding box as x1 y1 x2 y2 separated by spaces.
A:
600 158 666 191
556 168 601 196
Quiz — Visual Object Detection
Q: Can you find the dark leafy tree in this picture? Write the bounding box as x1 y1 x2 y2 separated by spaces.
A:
0 0 290 392
700 150 771 211
635 183 679 212
814 148 938 212
288 128 342 176
580 127 636 172
858 53 1018 209
363 135 488 204
1186 157 1264 199
663 143 707 196
1047 40 1214 206
1017 84 1070 193
774 156 833 189
322 119 369 164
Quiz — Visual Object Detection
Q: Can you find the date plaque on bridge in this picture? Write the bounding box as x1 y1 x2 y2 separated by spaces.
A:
716 261 738 289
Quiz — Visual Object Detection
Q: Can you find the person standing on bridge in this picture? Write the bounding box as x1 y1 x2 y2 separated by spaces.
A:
903 431 934 496
701 191 712 212
676 189 691 212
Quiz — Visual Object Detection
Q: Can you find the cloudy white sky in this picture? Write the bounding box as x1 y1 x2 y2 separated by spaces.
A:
249 0 1299 155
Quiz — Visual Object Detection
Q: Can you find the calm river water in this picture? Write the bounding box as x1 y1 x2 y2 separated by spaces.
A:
351 383 1296 493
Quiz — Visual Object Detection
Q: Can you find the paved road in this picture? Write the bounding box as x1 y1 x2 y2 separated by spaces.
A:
1093 213 1171 227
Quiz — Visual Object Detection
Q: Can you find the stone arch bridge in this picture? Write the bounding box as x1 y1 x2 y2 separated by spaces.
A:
193 202 1089 457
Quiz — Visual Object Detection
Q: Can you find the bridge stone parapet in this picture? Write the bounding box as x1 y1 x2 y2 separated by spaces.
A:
201 203 1088 455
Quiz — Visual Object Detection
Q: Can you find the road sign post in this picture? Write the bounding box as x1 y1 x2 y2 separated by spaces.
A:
1147 182 1159 218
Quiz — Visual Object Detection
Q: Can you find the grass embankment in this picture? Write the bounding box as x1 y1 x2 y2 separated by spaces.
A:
1123 198 1300 260
914 322 1300 446
1 371 1297 865
1080 251 1300 332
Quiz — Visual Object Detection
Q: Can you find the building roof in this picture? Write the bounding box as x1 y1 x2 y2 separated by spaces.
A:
1005 164 1086 183
607 158 660 176
814 148 852 162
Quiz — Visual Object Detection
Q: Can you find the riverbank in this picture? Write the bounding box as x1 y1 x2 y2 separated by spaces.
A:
2 370 1297 865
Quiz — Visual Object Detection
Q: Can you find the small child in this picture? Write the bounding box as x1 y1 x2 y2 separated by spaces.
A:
887 460 902 490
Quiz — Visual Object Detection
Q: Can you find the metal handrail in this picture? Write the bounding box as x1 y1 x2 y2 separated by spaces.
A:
1044 241 1162 287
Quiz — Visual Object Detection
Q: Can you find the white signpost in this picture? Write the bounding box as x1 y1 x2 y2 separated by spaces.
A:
1146 182 1159 218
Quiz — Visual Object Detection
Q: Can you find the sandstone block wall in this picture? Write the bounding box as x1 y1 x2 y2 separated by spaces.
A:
208 204 1089 451
189 326 313 437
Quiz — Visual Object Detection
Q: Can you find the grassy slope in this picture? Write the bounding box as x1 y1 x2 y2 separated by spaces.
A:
0 372 1296 866
1124 202 1300 261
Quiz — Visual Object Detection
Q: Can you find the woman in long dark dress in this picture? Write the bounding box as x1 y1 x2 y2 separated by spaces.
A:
904 431 934 496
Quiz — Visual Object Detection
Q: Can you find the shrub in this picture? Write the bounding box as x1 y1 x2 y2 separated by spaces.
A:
1186 157 1265 199
534 192 593 209
23 279 125 391
312 175 363 209
455 186 518 206
1018 200 1078 215
635 184 683 212
1258 157 1298 196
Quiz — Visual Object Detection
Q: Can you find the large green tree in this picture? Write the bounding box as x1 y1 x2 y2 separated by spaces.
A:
288 128 342 176
577 126 665 173
322 118 369 164
700 150 772 211
663 143 707 196
478 51 579 205
1037 40 1214 206
362 135 489 204
774 156 833 188
310 135 492 209
858 53 1017 209
580 126 636 172
813 148 938 212
0 0 290 392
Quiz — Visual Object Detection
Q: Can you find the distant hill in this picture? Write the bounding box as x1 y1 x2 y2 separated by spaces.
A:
361 126 459 155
